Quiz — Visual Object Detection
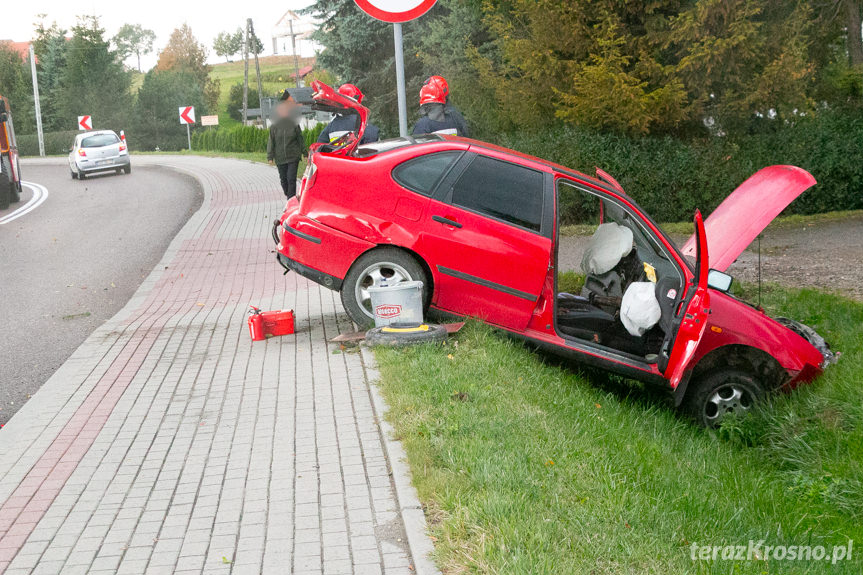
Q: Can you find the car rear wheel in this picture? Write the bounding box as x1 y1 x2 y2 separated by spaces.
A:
682 369 765 428
123 164 132 175
10 158 21 203
340 248 429 329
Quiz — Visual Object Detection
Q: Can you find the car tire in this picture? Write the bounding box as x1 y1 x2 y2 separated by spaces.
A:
71 170 78 180
79 172 86 180
0 155 11 210
365 323 447 347
123 164 131 175
340 247 430 329
682 369 765 428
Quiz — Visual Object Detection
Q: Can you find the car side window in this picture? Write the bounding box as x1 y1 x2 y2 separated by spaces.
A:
451 155 544 232
392 151 461 196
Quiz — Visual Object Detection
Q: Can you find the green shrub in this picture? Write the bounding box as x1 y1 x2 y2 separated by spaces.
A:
226 83 260 122
193 123 326 155
499 109 863 222
18 131 80 156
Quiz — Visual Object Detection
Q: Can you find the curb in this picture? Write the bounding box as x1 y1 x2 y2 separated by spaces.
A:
361 346 441 575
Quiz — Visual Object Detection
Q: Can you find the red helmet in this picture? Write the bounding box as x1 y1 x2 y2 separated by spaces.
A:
423 76 449 100
338 83 364 103
419 83 446 106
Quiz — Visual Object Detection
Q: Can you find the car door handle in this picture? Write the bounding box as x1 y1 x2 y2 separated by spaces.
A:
432 215 463 228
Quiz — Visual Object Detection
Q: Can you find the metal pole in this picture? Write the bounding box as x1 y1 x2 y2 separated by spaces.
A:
251 21 264 111
242 19 250 125
393 23 408 137
186 123 191 151
289 18 301 88
29 45 45 157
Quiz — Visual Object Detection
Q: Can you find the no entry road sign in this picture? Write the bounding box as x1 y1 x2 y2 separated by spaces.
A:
179 106 196 125
77 115 92 131
354 0 438 23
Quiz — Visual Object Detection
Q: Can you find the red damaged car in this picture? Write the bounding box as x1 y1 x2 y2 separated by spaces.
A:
273 82 836 427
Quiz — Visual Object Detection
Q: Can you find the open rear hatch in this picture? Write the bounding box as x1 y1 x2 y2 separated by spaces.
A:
310 81 369 156
681 165 816 271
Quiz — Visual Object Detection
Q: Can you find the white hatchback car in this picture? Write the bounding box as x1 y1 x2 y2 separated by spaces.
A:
69 130 131 179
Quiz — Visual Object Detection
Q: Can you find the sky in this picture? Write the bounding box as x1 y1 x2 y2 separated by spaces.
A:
0 0 315 70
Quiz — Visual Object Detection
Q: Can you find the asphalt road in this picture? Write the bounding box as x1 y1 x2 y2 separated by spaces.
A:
0 159 202 425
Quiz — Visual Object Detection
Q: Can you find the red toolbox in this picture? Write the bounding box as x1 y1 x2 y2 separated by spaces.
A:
248 307 295 341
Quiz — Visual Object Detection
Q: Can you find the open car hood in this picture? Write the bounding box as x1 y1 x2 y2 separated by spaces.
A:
310 80 368 156
681 165 816 272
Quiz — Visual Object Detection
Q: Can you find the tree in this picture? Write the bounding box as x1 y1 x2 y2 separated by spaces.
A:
58 16 132 131
156 24 219 112
227 83 260 120
134 69 206 150
213 30 241 62
0 42 34 133
31 16 69 132
113 24 156 72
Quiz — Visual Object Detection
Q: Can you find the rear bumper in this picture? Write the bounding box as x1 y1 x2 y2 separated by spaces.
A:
75 155 130 173
274 207 375 287
276 253 343 291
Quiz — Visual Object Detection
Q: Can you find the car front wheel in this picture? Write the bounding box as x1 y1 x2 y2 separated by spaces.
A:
682 369 765 428
340 247 429 329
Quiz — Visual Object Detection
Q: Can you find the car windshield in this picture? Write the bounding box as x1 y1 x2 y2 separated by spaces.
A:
81 134 119 148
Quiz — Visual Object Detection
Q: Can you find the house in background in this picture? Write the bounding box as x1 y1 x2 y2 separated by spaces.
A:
271 10 321 59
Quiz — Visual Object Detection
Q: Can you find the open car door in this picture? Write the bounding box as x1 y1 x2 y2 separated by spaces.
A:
665 210 711 389
309 81 369 156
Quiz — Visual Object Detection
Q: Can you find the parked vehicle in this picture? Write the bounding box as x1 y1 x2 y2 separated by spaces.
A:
68 130 130 179
0 95 22 210
273 82 836 427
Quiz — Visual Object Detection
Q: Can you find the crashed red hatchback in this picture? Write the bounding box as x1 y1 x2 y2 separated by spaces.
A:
273 82 836 427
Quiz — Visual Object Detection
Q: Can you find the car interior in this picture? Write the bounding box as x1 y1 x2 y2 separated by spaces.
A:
555 181 684 363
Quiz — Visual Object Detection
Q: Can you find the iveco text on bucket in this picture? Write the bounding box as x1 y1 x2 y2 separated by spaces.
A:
367 281 424 327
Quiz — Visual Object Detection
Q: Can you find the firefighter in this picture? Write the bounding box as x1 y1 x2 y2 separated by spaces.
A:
413 75 469 137
267 89 308 199
317 84 380 145
411 80 469 137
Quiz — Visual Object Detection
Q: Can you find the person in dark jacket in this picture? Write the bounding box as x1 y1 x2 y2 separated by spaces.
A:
268 89 308 199
317 84 381 145
411 81 469 137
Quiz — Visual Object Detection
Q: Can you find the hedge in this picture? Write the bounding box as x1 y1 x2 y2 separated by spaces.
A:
500 109 863 222
192 124 326 155
17 131 80 156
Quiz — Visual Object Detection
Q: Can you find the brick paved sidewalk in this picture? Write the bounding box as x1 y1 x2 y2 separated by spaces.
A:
0 157 437 575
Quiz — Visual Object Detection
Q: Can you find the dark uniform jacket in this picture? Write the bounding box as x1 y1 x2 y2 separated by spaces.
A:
412 103 469 137
267 116 307 165
317 114 380 145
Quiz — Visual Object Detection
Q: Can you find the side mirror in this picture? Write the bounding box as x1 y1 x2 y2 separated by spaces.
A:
707 269 733 292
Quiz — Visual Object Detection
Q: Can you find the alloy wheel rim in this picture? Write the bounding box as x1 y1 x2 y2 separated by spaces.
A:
704 383 754 426
354 261 412 319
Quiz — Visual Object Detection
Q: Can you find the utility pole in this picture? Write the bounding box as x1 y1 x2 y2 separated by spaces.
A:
242 19 250 125
289 18 300 88
393 23 408 137
250 20 264 112
28 45 45 157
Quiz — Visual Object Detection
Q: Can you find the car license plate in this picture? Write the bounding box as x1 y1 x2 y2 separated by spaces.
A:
96 159 112 166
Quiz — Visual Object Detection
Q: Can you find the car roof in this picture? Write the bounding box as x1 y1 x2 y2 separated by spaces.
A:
439 135 624 197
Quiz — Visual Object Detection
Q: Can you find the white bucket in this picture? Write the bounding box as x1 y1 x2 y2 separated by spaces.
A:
367 281 424 327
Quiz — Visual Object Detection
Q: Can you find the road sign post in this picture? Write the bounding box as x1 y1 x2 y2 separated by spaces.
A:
29 45 45 157
354 0 438 137
179 106 196 150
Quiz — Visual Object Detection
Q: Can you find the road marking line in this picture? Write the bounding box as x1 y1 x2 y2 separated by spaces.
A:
0 182 49 225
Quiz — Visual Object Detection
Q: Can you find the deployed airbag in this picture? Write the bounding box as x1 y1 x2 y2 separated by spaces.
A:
581 223 634 275
620 282 662 337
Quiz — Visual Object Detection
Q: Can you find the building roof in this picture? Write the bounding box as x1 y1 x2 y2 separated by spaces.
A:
1 41 32 61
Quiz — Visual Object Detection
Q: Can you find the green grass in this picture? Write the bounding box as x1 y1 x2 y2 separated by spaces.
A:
209 55 316 129
374 283 862 574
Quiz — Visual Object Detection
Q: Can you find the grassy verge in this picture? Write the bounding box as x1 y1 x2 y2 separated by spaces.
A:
374 284 862 573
